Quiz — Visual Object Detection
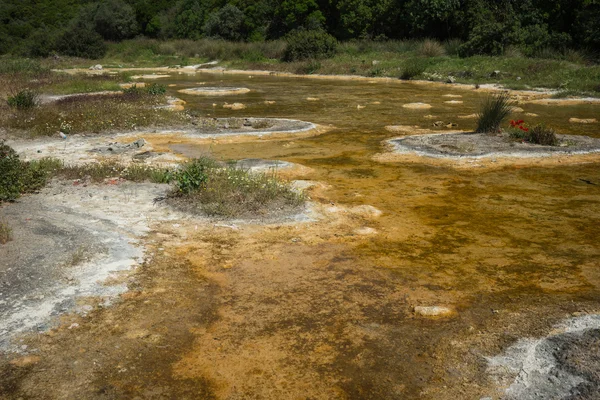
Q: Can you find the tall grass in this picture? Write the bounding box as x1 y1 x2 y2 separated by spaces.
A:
475 92 515 133
7 89 39 109
0 220 12 244
106 38 287 62
417 39 446 57
400 58 429 80
0 58 50 75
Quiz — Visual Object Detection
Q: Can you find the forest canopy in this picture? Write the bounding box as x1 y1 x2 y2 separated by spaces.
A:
1 0 598 58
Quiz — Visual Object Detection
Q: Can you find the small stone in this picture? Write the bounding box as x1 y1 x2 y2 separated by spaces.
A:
569 118 597 124
516 76 522 81
414 306 455 317
491 70 501 77
223 103 246 110
446 76 456 84
354 227 378 235
403 102 432 109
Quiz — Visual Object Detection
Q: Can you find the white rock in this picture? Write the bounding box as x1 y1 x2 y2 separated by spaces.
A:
414 306 455 317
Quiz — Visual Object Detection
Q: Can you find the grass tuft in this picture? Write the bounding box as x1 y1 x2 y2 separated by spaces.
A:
7 89 39 109
475 92 515 133
399 58 428 80
509 123 559 145
417 39 446 57
0 220 12 244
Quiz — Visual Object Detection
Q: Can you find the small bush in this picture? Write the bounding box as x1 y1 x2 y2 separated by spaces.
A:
475 92 515 133
444 39 463 56
173 158 217 194
283 30 337 62
146 83 167 95
400 58 428 80
526 124 559 146
7 89 38 110
508 121 558 146
0 142 58 202
0 141 22 202
0 220 12 244
417 39 445 57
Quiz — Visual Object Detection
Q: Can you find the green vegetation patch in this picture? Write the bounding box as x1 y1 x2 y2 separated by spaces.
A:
508 120 559 146
0 141 61 201
7 89 38 109
168 158 305 218
0 220 12 244
0 91 187 137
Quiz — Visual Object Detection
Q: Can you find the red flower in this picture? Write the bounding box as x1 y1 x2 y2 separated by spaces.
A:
523 127 529 132
517 119 524 124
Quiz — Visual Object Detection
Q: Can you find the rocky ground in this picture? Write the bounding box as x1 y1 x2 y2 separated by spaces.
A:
387 132 600 159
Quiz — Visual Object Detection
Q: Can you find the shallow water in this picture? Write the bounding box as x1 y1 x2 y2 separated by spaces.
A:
154 73 600 397
166 72 600 299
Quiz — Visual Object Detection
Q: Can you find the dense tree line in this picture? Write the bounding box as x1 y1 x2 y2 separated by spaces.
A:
1 0 598 58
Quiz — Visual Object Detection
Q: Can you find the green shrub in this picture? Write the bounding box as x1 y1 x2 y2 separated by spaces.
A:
56 25 107 59
459 22 517 57
0 220 12 244
444 39 463 56
7 89 38 110
122 83 166 97
168 160 304 218
400 58 428 80
526 124 558 146
203 4 246 41
509 122 558 146
174 158 217 194
121 84 143 97
146 83 167 96
89 0 139 41
475 92 515 133
283 30 337 62
0 142 56 202
0 141 22 202
417 39 445 57
19 158 61 193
